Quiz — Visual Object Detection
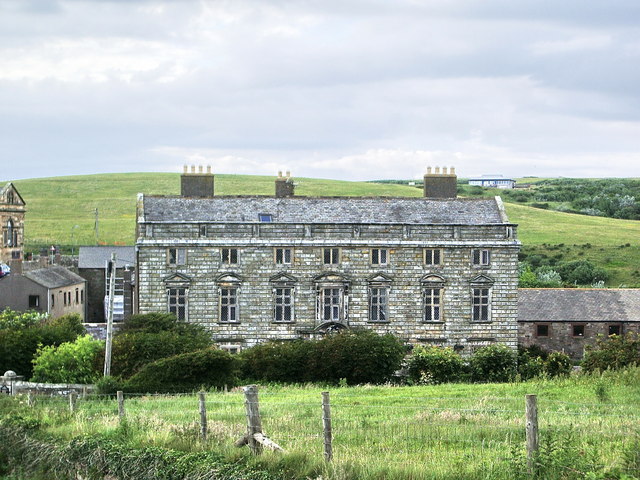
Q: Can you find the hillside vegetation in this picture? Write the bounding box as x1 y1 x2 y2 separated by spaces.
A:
5 172 640 286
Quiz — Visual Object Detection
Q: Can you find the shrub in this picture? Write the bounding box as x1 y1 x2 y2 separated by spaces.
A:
582 333 640 373
95 376 126 395
517 347 545 380
556 260 608 286
239 340 313 383
544 352 572 377
125 348 240 393
306 330 406 385
0 313 85 378
406 346 465 384
0 308 48 330
108 313 213 378
469 344 517 383
31 334 104 384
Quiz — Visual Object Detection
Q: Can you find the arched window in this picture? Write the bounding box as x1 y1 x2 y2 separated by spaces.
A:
5 219 14 247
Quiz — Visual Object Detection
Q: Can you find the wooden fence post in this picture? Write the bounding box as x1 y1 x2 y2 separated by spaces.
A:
27 390 34 408
322 391 333 462
243 385 263 455
82 386 88 399
69 391 78 413
117 391 125 422
199 391 207 441
526 394 539 475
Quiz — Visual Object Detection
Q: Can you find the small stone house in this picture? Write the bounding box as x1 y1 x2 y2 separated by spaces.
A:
0 266 86 320
135 166 521 353
518 288 640 359
0 182 26 274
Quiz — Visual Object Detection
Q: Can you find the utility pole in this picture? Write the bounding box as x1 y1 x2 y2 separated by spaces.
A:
104 252 116 377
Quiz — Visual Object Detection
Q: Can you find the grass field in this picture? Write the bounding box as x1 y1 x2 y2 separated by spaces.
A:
3 369 640 479
5 172 640 285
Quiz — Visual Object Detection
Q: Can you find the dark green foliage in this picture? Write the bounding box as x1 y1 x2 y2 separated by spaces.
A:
95 375 126 395
582 333 640 372
469 344 517 383
109 313 212 378
544 352 572 377
0 314 84 378
239 340 313 383
405 346 466 384
556 260 608 285
517 347 544 381
125 348 240 393
240 330 406 385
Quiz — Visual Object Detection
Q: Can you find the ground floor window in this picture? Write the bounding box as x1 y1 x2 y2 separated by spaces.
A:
369 286 388 322
536 324 549 337
320 287 344 322
274 287 294 322
28 295 40 309
423 288 442 321
608 324 621 336
472 288 490 321
220 287 239 322
168 287 187 320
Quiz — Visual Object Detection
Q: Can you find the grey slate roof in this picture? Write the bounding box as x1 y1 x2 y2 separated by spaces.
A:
78 246 135 269
142 196 508 225
518 289 640 322
24 266 85 289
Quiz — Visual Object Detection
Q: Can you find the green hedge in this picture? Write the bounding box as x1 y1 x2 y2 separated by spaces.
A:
405 346 466 384
582 333 640 372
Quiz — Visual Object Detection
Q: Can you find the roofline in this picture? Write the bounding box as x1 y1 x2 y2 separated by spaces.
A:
518 288 640 291
139 194 499 201
1 182 26 206
137 220 518 226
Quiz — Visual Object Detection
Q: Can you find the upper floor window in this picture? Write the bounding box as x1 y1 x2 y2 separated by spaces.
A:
371 248 389 266
199 225 207 237
258 214 272 222
369 286 389 322
472 249 491 266
275 248 292 265
424 248 442 266
167 248 186 266
221 248 238 265
323 248 340 265
168 287 188 321
7 191 15 204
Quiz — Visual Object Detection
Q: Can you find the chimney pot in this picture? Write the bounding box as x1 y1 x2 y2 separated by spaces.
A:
442 167 448 174
451 166 455 175
206 165 212 174
427 166 432 174
435 166 441 174
198 165 203 173
278 171 283 178
183 165 188 173
286 170 291 178
191 165 196 173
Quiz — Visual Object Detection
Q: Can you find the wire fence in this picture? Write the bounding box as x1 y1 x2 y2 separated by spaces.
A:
13 387 640 477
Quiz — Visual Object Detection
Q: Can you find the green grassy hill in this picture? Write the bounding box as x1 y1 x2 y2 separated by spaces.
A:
5 172 640 286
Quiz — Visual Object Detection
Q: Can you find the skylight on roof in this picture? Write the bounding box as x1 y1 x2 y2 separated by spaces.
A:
258 213 273 222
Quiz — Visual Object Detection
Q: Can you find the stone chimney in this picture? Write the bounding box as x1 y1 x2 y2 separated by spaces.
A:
180 165 214 198
423 166 457 199
275 171 295 198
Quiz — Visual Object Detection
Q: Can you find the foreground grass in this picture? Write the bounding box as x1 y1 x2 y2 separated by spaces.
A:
3 369 640 479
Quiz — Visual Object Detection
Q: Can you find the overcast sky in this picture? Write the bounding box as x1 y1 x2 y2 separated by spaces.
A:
1 0 639 181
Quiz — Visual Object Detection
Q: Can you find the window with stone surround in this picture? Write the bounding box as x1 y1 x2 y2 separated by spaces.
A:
167 287 188 321
368 286 388 322
323 247 340 265
472 288 490 321
572 324 585 337
536 324 549 337
167 247 186 266
422 275 445 322
274 248 292 265
219 287 239 322
320 287 344 322
219 344 242 354
472 249 491 266
608 324 622 336
3 219 17 247
221 248 238 265
371 248 389 266
424 248 442 266
273 287 294 322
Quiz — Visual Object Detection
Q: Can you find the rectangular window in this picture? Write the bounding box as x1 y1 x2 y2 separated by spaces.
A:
75 288 79 304
472 288 490 321
369 287 388 322
168 288 187 321
321 287 343 322
81 289 84 304
323 248 340 265
12 250 20 259
472 249 491 266
62 291 67 306
219 344 242 354
371 248 389 266
220 287 238 322
536 324 549 337
258 214 272 222
424 249 442 266
608 324 621 336
51 294 55 307
28 295 40 309
274 248 292 265
167 248 186 266
221 248 238 265
423 288 442 322
199 225 207 237
274 287 294 322
572 325 585 337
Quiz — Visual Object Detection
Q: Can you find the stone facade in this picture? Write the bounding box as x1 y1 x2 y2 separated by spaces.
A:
135 170 520 353
0 182 26 274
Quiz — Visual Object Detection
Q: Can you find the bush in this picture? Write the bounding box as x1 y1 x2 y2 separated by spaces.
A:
31 334 104 384
125 348 240 393
470 345 517 383
0 308 48 330
582 333 640 373
557 260 608 286
306 330 406 385
544 352 572 377
406 346 465 384
517 347 545 380
239 340 313 383
0 313 85 378
109 313 213 378
95 376 126 395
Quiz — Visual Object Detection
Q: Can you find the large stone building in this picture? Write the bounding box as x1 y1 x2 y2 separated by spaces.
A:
135 167 520 353
519 288 640 359
0 182 26 274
